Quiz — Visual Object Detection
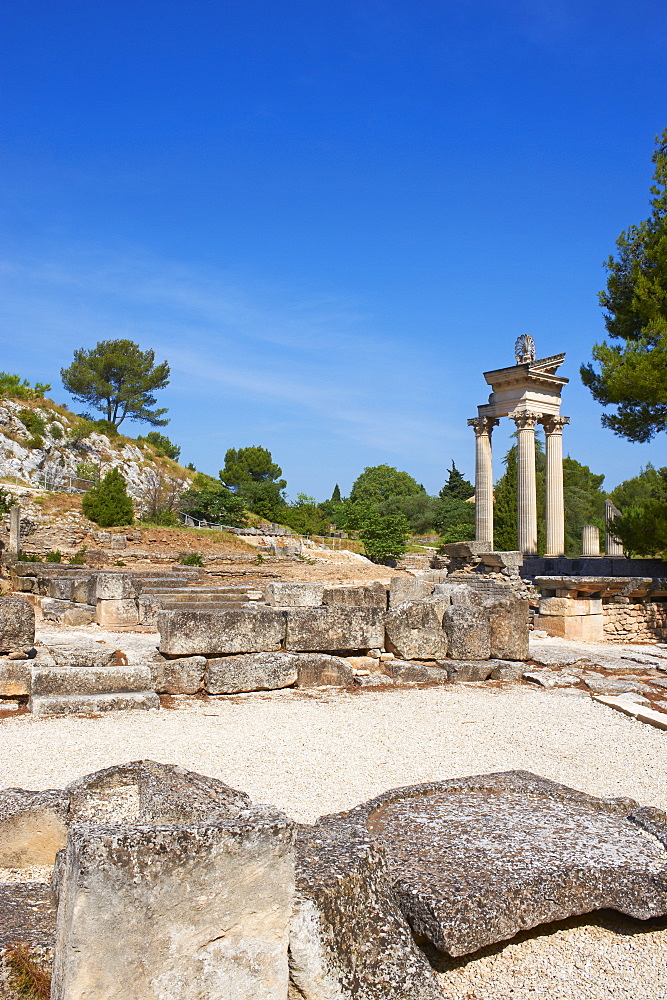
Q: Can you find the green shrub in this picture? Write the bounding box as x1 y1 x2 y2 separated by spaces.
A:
137 431 181 460
18 551 41 562
82 468 134 527
0 488 12 514
49 422 64 440
75 461 101 483
27 434 44 449
0 372 51 400
68 419 98 442
92 419 119 438
179 552 203 566
69 547 87 565
18 409 46 435
45 550 62 562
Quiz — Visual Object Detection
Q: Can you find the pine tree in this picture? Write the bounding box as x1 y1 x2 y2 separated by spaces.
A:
439 461 474 501
82 468 134 527
330 484 341 503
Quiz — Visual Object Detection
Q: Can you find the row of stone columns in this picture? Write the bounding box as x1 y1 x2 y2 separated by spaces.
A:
467 411 569 556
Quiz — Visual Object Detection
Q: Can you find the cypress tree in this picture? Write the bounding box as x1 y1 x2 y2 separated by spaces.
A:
82 468 134 527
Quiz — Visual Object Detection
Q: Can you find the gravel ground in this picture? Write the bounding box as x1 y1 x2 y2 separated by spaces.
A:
1 683 666 997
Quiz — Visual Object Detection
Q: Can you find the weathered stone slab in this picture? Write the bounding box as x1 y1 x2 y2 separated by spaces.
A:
484 598 529 660
322 583 387 610
432 583 478 604
0 659 32 696
583 674 654 695
284 606 384 653
151 655 206 694
317 771 667 957
43 640 118 668
528 644 590 668
206 652 299 694
137 594 163 627
384 598 449 660
524 669 582 688
0 789 69 867
442 660 494 682
539 597 603 616
30 691 159 716
94 574 137 600
95 598 140 627
265 582 325 607
30 665 153 697
290 826 442 1000
535 613 605 642
51 806 295 1000
292 653 355 688
442 605 491 660
62 605 96 626
384 660 449 685
388 577 434 608
158 607 286 657
488 659 526 681
0 596 34 653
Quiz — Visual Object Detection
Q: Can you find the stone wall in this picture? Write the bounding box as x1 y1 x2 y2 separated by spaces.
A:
602 599 667 642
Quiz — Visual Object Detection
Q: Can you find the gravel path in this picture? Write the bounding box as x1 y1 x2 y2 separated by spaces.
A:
1 683 666 997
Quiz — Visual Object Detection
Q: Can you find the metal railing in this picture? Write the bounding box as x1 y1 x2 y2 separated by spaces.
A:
36 473 96 493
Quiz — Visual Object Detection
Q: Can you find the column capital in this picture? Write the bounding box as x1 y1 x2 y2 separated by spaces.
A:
541 414 570 435
510 410 540 430
467 416 499 436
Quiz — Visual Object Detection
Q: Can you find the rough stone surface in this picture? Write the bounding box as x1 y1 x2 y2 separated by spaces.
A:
30 665 154 697
292 653 355 688
95 598 140 628
489 659 526 681
62 605 96 627
137 594 163 627
524 669 582 689
266 582 326 607
388 577 434 607
151 656 206 694
0 789 69 867
536 613 605 642
0 659 32 696
42 640 119 668
51 807 296 1000
290 825 442 1000
442 605 491 660
485 598 529 660
432 583 478 604
383 660 449 685
0 596 34 653
316 771 667 957
30 691 160 716
284 606 384 653
583 674 654 695
206 652 300 694
322 583 388 610
540 597 603 616
158 607 286 657
443 660 495 682
384 598 449 660
94 574 137 600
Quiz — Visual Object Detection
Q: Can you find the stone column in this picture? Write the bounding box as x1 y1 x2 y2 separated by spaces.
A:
605 499 624 556
467 416 498 548
8 505 20 556
511 412 539 556
582 525 601 556
542 415 569 558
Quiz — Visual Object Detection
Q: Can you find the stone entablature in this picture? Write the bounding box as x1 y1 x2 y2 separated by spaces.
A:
469 338 569 557
534 575 667 642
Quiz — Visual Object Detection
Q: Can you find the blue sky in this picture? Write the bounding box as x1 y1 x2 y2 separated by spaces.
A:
1 0 666 499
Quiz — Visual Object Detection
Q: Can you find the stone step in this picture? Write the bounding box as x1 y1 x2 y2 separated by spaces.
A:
30 691 160 717
146 590 245 602
31 665 154 697
157 601 249 612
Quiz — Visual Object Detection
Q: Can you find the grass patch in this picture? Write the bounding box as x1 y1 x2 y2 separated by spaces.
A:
4 942 51 999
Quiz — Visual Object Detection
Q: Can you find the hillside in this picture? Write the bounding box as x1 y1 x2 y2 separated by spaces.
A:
0 396 194 502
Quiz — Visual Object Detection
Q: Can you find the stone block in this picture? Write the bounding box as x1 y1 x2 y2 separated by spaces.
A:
265 582 325 607
292 653 355 688
30 665 153 697
489 659 526 680
0 595 35 653
535 613 605 642
0 659 32 696
442 605 491 660
151 655 206 694
442 660 494 682
30 691 160 716
62 605 96 627
137 594 163 626
110 535 127 550
158 607 286 657
94 573 137 600
290 826 442 1000
206 652 299 694
323 583 387 610
539 597 603 616
43 640 117 668
41 598 73 622
284 606 384 653
432 583 478 604
51 808 295 1000
388 577 434 608
385 660 449 685
95 598 140 627
384 598 449 660
484 598 529 660
48 578 75 601
0 788 69 867
72 578 95 605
